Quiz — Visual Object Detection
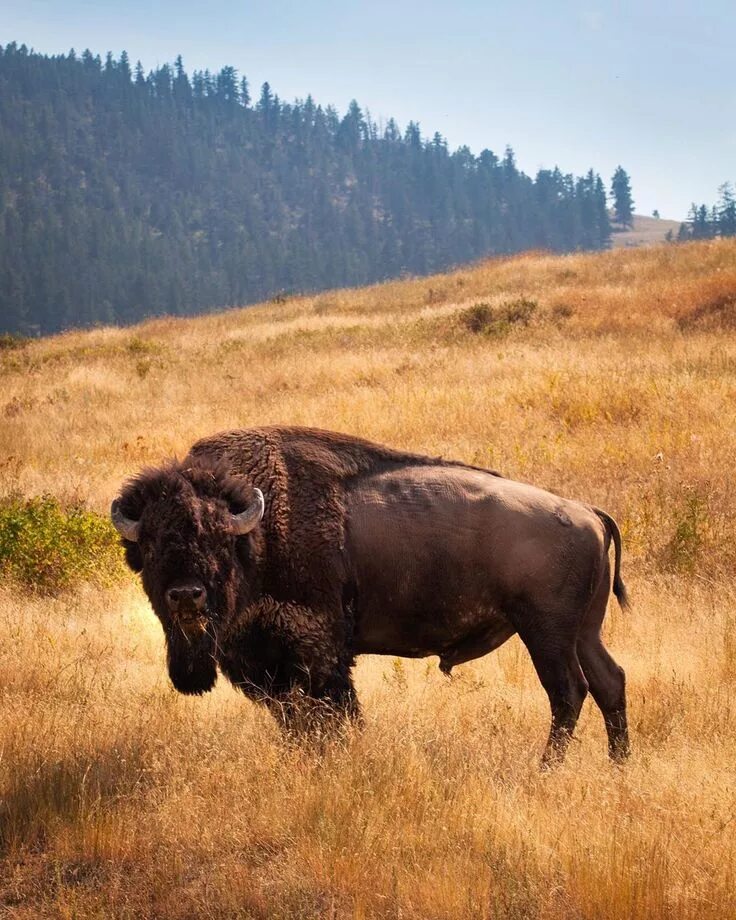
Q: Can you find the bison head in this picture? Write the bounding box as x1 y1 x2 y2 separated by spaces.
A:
111 462 265 695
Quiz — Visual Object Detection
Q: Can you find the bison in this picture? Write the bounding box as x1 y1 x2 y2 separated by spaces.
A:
112 426 630 766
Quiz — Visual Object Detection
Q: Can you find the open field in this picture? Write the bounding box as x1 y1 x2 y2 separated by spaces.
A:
1 239 736 917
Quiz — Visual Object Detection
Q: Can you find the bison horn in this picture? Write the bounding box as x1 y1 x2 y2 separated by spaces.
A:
230 488 265 535
110 499 141 542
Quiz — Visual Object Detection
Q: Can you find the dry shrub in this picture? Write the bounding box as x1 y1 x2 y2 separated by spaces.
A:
677 291 736 331
0 333 29 351
551 302 575 322
459 298 537 335
126 336 159 356
660 485 713 574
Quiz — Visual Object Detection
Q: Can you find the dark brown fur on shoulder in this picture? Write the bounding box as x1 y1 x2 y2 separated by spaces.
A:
187 425 501 483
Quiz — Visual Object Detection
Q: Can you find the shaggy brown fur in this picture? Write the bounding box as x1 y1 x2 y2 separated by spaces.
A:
117 427 460 713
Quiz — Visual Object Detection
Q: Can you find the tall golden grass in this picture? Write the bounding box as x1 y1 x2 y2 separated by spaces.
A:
1 239 735 917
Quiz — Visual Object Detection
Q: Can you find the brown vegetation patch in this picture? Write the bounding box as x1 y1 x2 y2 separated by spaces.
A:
0 333 29 351
458 298 538 336
677 291 736 331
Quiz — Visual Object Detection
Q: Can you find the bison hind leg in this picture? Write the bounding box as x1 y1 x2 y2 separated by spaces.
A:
577 636 629 762
535 650 589 769
577 561 630 762
509 604 589 767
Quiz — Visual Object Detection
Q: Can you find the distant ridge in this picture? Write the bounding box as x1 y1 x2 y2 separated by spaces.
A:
0 42 614 335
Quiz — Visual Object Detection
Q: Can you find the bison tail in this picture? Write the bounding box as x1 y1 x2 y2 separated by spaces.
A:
594 508 630 612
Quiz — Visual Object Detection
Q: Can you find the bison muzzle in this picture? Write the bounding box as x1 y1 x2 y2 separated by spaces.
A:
112 426 631 766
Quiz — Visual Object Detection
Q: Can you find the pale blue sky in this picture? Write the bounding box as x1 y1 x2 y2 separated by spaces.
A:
2 0 734 219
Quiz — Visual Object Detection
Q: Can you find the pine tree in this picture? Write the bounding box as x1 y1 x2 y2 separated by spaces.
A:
691 204 711 239
173 56 192 107
594 174 611 249
611 166 634 227
338 100 365 151
383 118 401 143
404 121 421 148
240 76 251 108
216 66 239 105
717 183 736 237
257 82 273 113
119 50 131 81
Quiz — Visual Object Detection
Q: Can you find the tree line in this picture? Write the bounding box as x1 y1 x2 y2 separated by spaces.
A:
0 42 620 335
673 184 736 242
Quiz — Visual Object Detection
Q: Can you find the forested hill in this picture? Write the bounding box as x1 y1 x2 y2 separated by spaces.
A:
0 43 613 335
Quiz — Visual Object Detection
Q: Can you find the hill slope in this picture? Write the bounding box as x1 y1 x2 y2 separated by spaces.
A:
0 42 614 335
610 213 682 247
1 240 736 917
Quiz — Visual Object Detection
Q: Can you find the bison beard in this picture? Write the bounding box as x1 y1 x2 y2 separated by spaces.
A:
112 425 631 766
166 630 217 695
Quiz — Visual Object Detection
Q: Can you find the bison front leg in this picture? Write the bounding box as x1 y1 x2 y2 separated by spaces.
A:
225 597 360 739
266 676 360 739
297 661 361 738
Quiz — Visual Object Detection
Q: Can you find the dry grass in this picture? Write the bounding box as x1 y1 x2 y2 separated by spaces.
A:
1 239 735 917
609 214 682 249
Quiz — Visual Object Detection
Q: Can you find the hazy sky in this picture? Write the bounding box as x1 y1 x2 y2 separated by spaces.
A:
3 0 734 219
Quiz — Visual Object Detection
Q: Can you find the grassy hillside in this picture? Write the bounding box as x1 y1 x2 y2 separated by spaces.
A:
1 239 736 917
610 214 682 248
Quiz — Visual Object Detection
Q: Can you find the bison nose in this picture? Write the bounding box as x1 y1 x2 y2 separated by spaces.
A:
166 583 206 614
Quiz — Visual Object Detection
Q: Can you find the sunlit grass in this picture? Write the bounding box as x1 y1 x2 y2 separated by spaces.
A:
1 239 735 916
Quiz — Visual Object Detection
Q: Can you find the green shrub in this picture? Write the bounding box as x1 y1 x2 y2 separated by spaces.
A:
459 298 537 336
126 336 158 356
0 494 128 594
